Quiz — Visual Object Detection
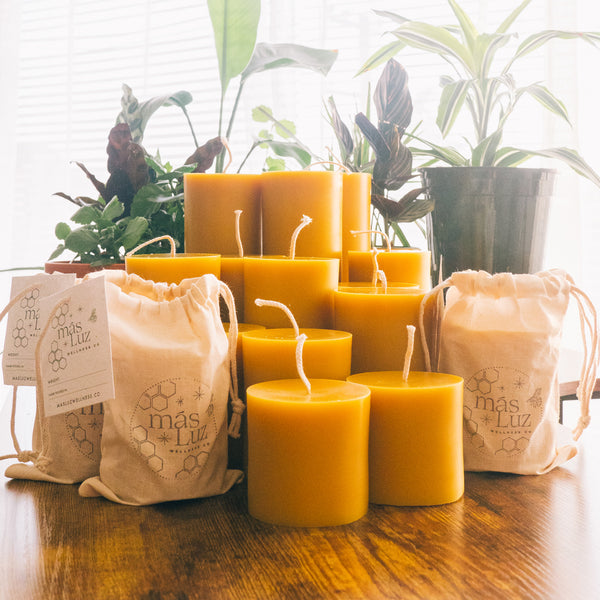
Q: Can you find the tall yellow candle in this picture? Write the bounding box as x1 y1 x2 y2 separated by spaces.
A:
244 257 339 328
341 173 371 281
184 173 262 255
220 256 245 321
334 286 426 373
261 171 343 259
247 378 370 526
347 370 464 506
242 328 352 388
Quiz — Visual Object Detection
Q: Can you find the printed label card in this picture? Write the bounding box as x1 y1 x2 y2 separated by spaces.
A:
2 272 77 385
37 275 115 417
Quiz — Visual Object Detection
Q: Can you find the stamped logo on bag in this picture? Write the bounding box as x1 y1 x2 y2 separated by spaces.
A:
64 404 104 462
463 367 545 457
130 377 220 480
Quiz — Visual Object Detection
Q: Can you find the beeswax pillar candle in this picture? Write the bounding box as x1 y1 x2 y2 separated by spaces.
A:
261 171 343 259
125 254 221 284
220 256 245 321
247 378 370 526
244 257 339 328
341 173 371 281
348 247 431 290
334 287 426 373
184 173 262 255
242 328 352 388
347 370 464 506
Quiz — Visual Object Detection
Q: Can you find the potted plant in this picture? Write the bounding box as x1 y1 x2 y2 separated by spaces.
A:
326 58 432 247
358 0 600 280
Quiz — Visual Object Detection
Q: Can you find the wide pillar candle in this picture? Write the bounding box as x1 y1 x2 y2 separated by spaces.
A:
341 173 371 281
334 287 426 373
261 171 343 259
247 378 370 527
220 256 245 321
347 371 464 506
244 257 339 329
241 328 352 388
348 248 431 290
184 173 262 255
125 253 220 284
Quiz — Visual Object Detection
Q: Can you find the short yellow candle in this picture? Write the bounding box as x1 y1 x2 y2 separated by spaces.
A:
242 328 352 388
244 257 339 328
125 253 221 284
184 173 261 255
334 287 426 373
247 378 371 526
347 371 464 506
341 173 371 281
261 171 343 259
348 248 431 290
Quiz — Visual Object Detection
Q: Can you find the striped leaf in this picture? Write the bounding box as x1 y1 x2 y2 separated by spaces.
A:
524 147 600 188
516 84 571 126
372 10 410 26
471 129 502 166
493 147 531 167
356 40 406 76
448 0 478 52
390 21 475 74
436 78 471 138
496 0 533 34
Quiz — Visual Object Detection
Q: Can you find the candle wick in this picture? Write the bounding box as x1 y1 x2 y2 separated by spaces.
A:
234 209 244 258
376 269 388 294
295 333 311 396
221 137 233 173
402 325 416 383
126 235 176 257
254 298 300 338
289 215 312 260
351 229 392 252
371 248 381 287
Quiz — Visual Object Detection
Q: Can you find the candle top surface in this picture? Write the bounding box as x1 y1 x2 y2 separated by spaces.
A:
337 283 418 291
335 286 423 296
247 379 370 403
348 371 463 389
223 323 266 334
244 256 339 263
126 253 220 260
241 328 351 342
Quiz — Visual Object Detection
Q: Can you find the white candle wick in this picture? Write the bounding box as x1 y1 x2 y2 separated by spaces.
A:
350 229 392 252
289 215 312 259
371 248 381 287
254 298 300 338
126 235 176 257
295 333 312 396
402 325 416 382
234 209 244 258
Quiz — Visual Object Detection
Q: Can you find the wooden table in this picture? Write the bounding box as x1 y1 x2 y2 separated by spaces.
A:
0 386 599 600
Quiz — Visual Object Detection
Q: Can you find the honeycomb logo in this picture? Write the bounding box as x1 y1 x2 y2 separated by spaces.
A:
464 366 543 458
64 406 103 462
11 319 28 348
129 377 221 480
20 287 39 309
51 302 70 329
48 340 67 372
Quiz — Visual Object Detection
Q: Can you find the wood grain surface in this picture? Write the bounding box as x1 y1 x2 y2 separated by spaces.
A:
1 391 599 600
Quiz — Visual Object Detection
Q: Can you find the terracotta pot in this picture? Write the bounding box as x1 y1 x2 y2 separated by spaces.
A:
44 261 126 278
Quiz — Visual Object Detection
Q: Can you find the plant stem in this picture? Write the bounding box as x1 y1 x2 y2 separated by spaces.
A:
180 105 199 148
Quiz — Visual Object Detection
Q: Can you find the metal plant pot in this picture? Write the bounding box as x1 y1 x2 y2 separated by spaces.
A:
421 167 555 282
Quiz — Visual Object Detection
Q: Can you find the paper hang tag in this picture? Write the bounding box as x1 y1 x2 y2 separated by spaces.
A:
2 272 77 386
37 275 115 417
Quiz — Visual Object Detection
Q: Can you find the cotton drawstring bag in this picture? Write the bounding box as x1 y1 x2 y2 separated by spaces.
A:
420 269 598 475
2 274 103 484
79 270 244 505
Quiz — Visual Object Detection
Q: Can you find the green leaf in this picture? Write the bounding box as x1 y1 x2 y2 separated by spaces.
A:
260 140 312 169
471 129 502 166
116 84 194 143
492 147 531 167
448 0 478 52
252 105 273 122
55 222 71 240
436 78 471 138
265 157 286 171
48 244 66 261
516 83 571 126
356 40 406 76
208 0 261 94
65 228 100 254
275 119 296 139
102 197 125 221
118 217 149 250
241 42 338 81
496 0 533 34
71 206 102 225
